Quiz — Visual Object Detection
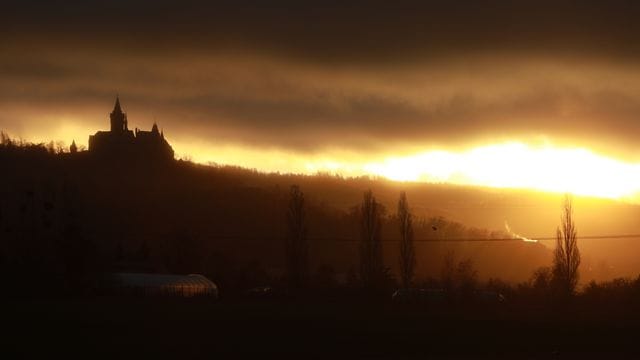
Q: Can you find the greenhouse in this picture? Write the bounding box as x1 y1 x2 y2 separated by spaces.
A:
111 273 218 299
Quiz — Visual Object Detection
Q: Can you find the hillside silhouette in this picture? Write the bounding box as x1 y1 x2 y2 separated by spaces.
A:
0 131 553 291
5 132 639 295
3 100 640 295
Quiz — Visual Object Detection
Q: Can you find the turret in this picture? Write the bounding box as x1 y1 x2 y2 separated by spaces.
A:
110 96 128 133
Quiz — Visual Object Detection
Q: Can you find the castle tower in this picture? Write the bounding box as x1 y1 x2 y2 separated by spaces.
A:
89 96 174 160
110 96 128 133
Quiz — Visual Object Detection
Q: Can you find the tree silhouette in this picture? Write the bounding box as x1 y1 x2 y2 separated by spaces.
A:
455 258 478 297
397 191 416 289
285 185 308 289
359 189 384 289
163 228 204 274
553 195 580 296
441 250 456 291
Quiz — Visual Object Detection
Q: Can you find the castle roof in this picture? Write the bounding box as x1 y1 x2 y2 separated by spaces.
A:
90 96 174 160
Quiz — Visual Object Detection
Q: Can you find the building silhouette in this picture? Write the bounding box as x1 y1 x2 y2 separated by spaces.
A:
89 97 174 161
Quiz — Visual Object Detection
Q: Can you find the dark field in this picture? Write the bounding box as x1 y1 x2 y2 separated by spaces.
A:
4 297 640 359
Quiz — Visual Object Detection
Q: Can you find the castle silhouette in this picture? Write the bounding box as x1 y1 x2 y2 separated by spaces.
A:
89 97 174 161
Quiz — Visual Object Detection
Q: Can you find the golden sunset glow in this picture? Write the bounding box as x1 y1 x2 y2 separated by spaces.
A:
8 2 640 354
161 140 640 202
363 143 640 200
13 122 640 202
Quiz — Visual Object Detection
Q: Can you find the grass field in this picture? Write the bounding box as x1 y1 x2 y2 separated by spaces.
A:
4 296 640 359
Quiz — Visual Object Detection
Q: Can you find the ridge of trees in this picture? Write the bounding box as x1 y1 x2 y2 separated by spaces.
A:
0 132 614 307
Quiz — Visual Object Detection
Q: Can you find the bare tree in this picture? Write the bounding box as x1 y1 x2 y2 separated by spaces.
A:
285 185 308 289
359 189 384 289
441 250 456 291
553 194 581 296
455 258 478 296
397 192 416 289
55 141 66 154
0 131 11 146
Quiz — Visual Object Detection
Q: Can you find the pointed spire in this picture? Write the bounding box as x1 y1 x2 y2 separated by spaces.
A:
70 140 77 154
113 95 123 114
110 95 126 132
152 122 159 134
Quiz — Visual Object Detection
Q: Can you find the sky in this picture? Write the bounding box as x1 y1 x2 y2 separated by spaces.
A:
4 1 640 199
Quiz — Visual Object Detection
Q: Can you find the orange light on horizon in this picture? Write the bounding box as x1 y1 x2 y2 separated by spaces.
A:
363 142 640 201
12 124 640 203
171 140 640 202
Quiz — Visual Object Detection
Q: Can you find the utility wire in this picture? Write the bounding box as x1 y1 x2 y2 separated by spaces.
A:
204 234 640 242
330 234 640 242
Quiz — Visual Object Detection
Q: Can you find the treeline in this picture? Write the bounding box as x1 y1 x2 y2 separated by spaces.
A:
282 183 586 303
0 134 597 301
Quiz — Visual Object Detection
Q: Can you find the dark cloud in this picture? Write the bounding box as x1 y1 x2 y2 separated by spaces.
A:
5 1 640 63
3 1 640 160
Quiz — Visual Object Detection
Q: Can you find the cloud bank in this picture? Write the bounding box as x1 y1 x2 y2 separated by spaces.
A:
3 1 640 161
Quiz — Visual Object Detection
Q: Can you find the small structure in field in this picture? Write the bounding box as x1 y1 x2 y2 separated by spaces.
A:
111 273 218 299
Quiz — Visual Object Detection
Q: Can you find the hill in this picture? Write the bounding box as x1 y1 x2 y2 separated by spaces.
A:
2 138 639 294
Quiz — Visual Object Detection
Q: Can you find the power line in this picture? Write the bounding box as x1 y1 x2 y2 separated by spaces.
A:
204 234 640 242
333 234 640 242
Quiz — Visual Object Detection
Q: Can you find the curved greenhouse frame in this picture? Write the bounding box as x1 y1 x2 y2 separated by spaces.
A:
111 273 218 299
